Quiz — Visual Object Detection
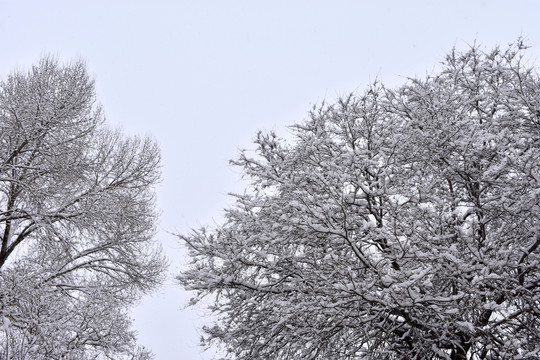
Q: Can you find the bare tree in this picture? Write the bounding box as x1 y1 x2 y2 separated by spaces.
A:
179 41 540 359
0 57 166 359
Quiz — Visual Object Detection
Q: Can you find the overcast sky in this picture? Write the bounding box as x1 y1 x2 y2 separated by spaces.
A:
1 1 540 359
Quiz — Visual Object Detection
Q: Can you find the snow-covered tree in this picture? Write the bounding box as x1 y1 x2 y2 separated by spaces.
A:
0 57 165 359
178 41 540 359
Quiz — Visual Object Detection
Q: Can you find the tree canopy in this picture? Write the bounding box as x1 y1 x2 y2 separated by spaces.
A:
179 41 540 359
0 57 165 359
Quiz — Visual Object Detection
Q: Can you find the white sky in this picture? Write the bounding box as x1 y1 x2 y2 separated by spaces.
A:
1 1 540 359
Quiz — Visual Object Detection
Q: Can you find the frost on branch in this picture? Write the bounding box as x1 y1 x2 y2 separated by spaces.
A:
0 57 165 359
179 41 540 360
